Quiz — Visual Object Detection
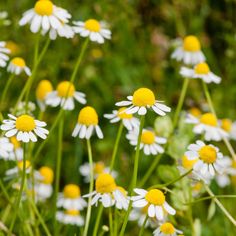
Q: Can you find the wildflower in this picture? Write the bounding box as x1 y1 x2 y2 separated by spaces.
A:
1 114 49 142
0 137 14 161
153 222 183 236
171 35 205 65
180 62 221 84
116 88 171 116
72 106 103 139
126 128 166 155
9 137 23 161
0 41 10 67
73 19 111 44
220 118 236 140
7 57 31 76
57 184 87 210
113 186 129 210
189 107 201 118
45 81 86 110
56 209 84 226
131 188 176 221
5 160 32 179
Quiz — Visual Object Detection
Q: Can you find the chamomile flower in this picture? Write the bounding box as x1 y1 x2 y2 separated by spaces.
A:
8 137 23 161
56 209 84 226
113 186 129 210
45 81 86 110
131 188 176 221
0 41 10 67
180 62 221 84
19 0 71 35
72 106 103 139
185 140 225 177
186 113 228 141
126 128 167 155
73 19 111 44
7 57 31 76
5 160 32 179
1 114 49 143
104 107 140 130
171 35 205 65
220 119 236 140
0 137 14 161
116 88 171 116
153 222 183 236
57 184 87 210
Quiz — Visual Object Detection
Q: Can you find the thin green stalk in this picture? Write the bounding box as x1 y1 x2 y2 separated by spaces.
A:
92 205 104 236
186 195 236 205
138 215 148 236
108 208 113 236
0 179 11 203
110 123 124 172
1 74 14 109
173 78 189 129
113 208 118 236
83 139 94 236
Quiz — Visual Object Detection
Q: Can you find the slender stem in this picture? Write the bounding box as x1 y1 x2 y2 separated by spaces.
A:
83 139 94 236
173 78 189 129
92 205 104 236
186 195 236 205
110 123 124 172
138 215 148 236
0 179 11 203
204 184 236 226
108 208 113 236
1 74 14 110
113 208 118 236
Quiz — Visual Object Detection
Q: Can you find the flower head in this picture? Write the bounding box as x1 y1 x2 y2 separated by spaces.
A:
153 222 183 236
7 57 31 76
0 137 14 161
0 41 10 67
56 209 84 226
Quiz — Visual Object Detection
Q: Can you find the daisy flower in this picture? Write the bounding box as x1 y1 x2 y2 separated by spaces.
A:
79 161 117 183
153 222 183 236
1 114 49 143
56 209 84 226
45 81 86 110
126 128 167 155
19 0 71 35
186 112 228 141
116 88 171 116
0 41 10 67
72 106 103 139
171 35 205 65
0 137 14 161
5 160 32 179
73 19 111 44
220 118 236 140
7 57 31 76
57 184 87 210
104 107 140 130
185 140 225 177
36 80 53 111
180 62 221 84
188 107 202 118
131 188 176 221
113 186 129 210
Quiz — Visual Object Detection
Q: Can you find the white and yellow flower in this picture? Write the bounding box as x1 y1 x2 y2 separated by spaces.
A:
180 62 221 84
220 118 236 140
116 88 171 116
9 137 23 161
5 160 32 178
131 188 176 221
73 19 111 44
72 106 103 139
126 128 166 155
56 209 84 226
0 41 10 67
45 81 86 110
7 57 31 76
0 137 14 161
153 222 183 236
171 35 205 65
1 114 49 142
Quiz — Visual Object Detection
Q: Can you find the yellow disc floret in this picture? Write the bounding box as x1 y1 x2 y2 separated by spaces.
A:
182 155 198 169
15 115 36 132
194 62 210 75
132 88 155 107
160 222 175 234
63 184 81 198
17 160 31 170
39 166 54 184
84 19 101 32
221 119 232 132
65 209 80 216
141 130 155 144
36 80 53 100
11 57 26 67
10 137 21 149
94 162 105 175
200 113 217 126
189 107 201 117
145 189 165 205
34 0 53 16
95 173 116 194
198 145 217 164
57 81 75 98
117 107 133 119
78 106 98 126
183 35 201 52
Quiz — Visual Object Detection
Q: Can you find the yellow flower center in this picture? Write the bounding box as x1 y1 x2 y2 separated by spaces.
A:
95 173 116 194
200 113 217 126
145 189 165 205
182 155 198 169
192 182 203 192
63 184 81 198
189 107 201 117
94 162 105 175
160 222 175 234
198 145 217 164
132 88 155 107
141 130 155 144
56 81 75 98
65 209 80 216
183 35 201 52
194 62 210 75
78 106 98 126
221 119 232 132
17 160 31 170
141 205 149 214
6 41 19 55
117 107 133 119
10 137 21 150
11 57 26 67
34 0 53 16
15 115 36 132
39 166 54 184
36 80 53 100
84 19 101 32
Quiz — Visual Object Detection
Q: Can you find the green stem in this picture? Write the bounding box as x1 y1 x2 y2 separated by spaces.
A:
108 208 113 236
1 74 14 110
138 215 148 236
186 195 236 205
92 205 104 236
83 139 94 236
113 208 118 236
109 123 124 172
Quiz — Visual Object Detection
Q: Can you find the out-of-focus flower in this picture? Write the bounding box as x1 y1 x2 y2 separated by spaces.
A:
7 57 31 76
153 222 183 236
0 41 10 67
56 209 84 226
